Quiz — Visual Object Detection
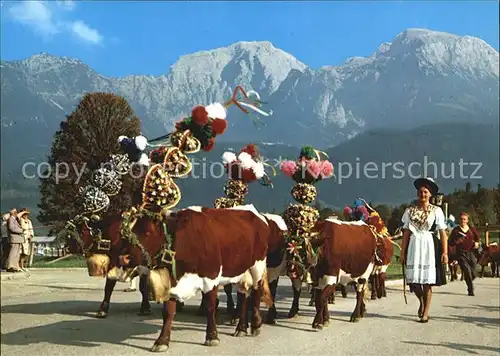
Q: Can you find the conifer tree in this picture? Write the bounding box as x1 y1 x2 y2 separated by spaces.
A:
37 93 142 234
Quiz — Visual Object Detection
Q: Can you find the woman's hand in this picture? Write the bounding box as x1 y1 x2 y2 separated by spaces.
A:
441 253 448 264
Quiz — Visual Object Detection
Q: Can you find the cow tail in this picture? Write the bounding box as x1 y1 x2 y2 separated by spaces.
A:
260 269 273 307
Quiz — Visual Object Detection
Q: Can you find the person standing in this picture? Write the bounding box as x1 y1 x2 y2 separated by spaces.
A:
449 212 480 296
6 208 24 272
18 208 34 272
1 213 11 270
401 177 448 323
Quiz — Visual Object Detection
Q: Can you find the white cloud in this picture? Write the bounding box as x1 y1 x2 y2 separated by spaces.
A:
71 20 102 45
7 0 104 45
9 1 59 37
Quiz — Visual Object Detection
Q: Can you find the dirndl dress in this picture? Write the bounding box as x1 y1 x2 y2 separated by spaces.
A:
402 205 447 286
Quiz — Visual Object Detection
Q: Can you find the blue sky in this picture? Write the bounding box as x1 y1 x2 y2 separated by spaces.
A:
1 1 498 77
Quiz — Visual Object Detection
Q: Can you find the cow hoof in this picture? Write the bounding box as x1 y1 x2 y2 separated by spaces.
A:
251 328 261 337
287 310 299 319
350 316 360 323
233 330 247 337
371 296 377 300
312 323 323 330
230 317 239 326
96 311 108 319
308 300 314 306
138 309 152 316
204 338 220 347
151 344 169 352
323 320 330 328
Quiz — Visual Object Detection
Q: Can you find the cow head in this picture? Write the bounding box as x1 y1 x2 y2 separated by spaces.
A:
64 214 123 277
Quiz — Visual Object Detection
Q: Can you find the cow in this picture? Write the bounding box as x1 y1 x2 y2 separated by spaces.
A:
478 243 500 278
108 205 273 352
65 214 152 318
307 218 377 328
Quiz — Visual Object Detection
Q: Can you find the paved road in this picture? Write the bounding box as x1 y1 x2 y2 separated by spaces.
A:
1 269 499 356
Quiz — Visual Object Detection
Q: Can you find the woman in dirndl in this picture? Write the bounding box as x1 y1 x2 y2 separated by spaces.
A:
401 177 448 323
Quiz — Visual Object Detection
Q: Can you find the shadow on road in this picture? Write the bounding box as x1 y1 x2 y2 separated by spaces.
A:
402 341 499 355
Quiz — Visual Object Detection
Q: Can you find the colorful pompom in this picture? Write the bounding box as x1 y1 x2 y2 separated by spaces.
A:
280 160 298 177
212 118 227 135
191 106 209 126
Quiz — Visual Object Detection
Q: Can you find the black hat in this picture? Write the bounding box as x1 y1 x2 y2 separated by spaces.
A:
413 177 439 196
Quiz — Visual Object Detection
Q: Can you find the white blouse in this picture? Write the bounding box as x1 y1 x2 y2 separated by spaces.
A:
402 205 447 234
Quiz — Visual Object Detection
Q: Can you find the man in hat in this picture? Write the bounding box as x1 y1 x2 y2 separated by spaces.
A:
6 208 24 272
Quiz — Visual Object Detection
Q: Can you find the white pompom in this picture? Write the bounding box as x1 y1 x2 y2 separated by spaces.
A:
238 152 253 169
448 214 455 222
134 135 148 151
252 162 265 179
118 135 127 143
138 153 150 167
205 103 227 119
222 152 237 165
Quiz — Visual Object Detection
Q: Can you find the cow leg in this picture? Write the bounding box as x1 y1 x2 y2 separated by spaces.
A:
312 285 333 330
97 277 117 318
287 278 302 318
322 291 331 327
203 287 220 346
480 265 485 278
308 288 315 306
224 284 235 315
138 275 152 316
328 285 336 304
151 298 176 352
230 291 245 325
265 277 279 325
233 292 249 337
380 272 387 297
369 274 377 300
250 283 264 336
350 278 367 322
340 284 347 298
376 273 383 299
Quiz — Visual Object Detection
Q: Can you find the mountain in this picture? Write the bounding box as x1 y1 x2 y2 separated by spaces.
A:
2 123 498 227
1 28 499 179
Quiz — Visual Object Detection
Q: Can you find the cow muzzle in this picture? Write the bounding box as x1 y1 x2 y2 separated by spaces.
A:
86 254 110 277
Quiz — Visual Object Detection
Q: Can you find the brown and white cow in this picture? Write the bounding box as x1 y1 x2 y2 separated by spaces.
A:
308 218 377 328
478 242 500 278
109 204 273 352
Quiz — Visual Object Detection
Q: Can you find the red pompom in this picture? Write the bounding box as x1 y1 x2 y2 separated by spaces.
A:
191 106 209 126
203 138 215 152
211 118 227 135
241 168 257 183
240 143 258 158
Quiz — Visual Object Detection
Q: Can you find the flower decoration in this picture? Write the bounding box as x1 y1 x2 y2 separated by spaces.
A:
172 103 228 152
279 145 334 185
221 144 268 184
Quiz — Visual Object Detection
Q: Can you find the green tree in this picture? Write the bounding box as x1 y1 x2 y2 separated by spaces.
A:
373 204 392 224
37 93 142 234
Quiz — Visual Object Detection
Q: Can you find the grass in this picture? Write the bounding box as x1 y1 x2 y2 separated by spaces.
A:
30 255 87 268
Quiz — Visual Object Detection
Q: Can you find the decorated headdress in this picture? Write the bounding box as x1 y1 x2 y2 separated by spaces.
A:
343 198 389 237
148 86 272 155
214 143 275 209
280 146 334 205
280 146 334 280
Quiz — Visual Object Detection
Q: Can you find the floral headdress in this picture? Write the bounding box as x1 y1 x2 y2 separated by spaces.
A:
148 86 273 155
214 143 274 209
280 146 334 185
222 144 267 184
